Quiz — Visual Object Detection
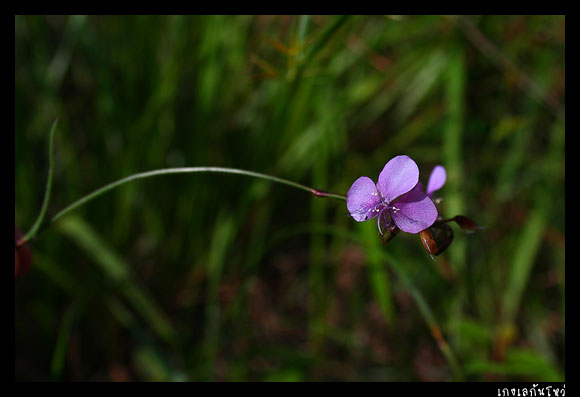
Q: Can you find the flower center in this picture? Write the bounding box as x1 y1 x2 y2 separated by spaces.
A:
363 189 400 222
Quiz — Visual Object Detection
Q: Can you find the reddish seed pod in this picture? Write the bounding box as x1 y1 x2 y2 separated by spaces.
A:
420 222 454 257
15 226 32 280
420 229 439 256
431 222 454 255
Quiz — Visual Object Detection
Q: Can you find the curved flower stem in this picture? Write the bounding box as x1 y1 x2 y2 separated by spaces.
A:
23 166 346 244
18 119 59 247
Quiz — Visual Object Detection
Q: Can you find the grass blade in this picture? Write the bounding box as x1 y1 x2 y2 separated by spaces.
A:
57 215 175 344
50 303 79 380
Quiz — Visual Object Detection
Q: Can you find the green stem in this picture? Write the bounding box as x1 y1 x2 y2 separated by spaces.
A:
19 119 59 246
25 166 345 243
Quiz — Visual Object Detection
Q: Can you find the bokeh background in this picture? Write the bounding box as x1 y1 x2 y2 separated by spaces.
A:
15 15 565 381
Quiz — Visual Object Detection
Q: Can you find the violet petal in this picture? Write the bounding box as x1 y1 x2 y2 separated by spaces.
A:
412 181 423 193
426 165 446 197
391 189 438 234
377 155 419 203
346 176 383 222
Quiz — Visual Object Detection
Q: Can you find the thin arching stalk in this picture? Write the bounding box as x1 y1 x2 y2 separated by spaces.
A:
18 119 59 246
22 166 346 244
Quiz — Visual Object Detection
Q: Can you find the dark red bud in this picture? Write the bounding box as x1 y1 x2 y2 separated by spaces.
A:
452 215 479 233
15 226 32 280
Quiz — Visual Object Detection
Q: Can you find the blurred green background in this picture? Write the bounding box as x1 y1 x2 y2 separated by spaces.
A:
15 15 564 381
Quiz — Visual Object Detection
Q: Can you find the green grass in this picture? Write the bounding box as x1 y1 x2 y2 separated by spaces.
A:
15 15 565 381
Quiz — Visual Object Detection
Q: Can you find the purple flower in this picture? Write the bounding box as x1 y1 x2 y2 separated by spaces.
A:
347 155 438 234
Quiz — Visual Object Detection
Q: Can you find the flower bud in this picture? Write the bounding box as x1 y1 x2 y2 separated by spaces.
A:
451 215 479 233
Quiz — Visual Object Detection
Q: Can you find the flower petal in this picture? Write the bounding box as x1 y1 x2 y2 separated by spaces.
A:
377 155 419 203
391 189 438 234
347 176 383 222
412 181 423 193
426 165 446 197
